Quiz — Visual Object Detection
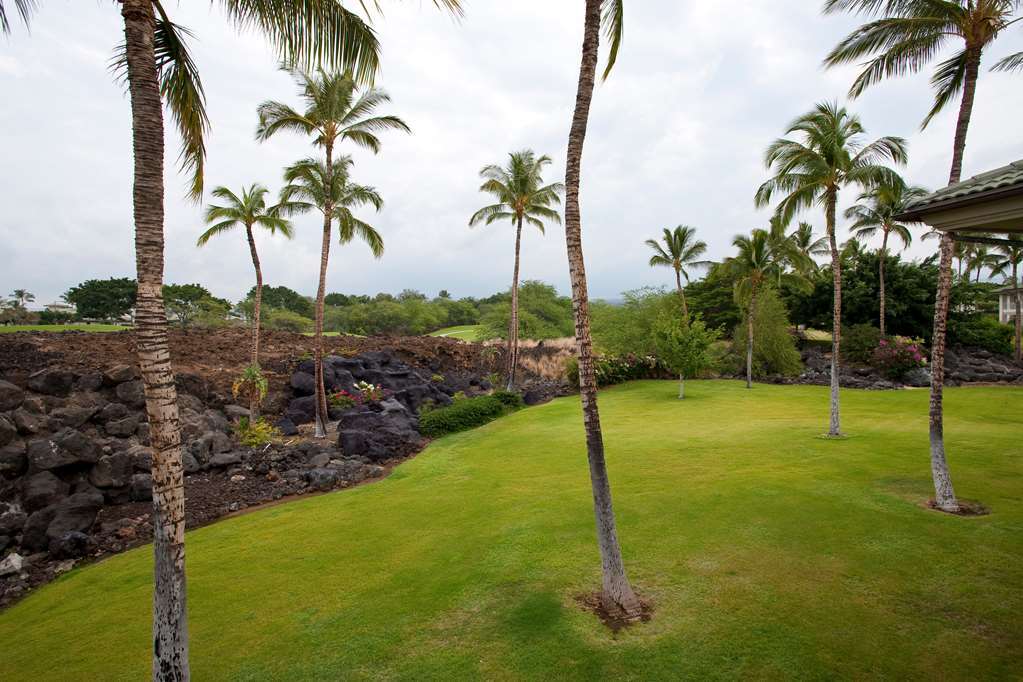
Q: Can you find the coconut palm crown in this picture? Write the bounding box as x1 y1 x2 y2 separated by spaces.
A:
645 225 709 318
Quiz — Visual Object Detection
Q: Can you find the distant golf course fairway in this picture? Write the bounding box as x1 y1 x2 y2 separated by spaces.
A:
2 381 1021 680
0 324 128 334
429 324 483 341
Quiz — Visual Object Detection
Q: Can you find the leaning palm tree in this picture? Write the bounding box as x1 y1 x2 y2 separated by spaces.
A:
0 1 440 676
755 101 906 438
257 70 408 437
725 230 786 389
991 235 1023 361
823 0 1022 186
563 0 643 620
197 184 293 417
645 225 709 318
469 150 563 390
846 177 927 336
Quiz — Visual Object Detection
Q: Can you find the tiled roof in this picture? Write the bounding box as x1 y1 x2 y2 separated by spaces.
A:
900 160 1023 215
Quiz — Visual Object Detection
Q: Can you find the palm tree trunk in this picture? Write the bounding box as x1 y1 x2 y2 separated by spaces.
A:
948 47 982 186
564 0 640 620
506 216 523 391
1013 263 1021 363
675 268 688 319
826 190 842 437
746 287 756 390
314 141 335 438
120 1 189 678
245 224 263 421
928 233 960 512
678 374 685 399
879 230 889 337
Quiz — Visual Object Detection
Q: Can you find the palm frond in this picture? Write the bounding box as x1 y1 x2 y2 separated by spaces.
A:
196 219 239 246
0 0 35 34
991 50 1023 72
922 47 967 128
600 0 624 81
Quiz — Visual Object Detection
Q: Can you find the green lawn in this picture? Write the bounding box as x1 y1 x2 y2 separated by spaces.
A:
0 324 128 334
429 325 483 341
2 381 1021 680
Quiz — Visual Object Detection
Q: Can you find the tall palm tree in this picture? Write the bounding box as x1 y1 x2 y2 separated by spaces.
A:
725 229 787 389
846 176 927 335
9 289 34 308
755 102 906 437
197 184 293 417
823 0 1022 186
0 2 424 676
564 0 642 620
991 235 1023 361
966 242 1001 281
469 150 563 390
645 225 709 318
257 70 408 437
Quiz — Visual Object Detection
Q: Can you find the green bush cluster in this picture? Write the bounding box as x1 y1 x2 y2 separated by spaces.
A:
732 288 803 377
842 324 882 364
562 354 661 388
235 417 279 447
419 393 522 438
948 315 1013 355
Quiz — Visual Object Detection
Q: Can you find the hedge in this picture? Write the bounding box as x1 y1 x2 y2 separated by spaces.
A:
419 392 523 438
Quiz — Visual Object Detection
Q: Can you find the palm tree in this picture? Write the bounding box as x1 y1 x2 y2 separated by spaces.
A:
9 289 34 309
0 2 423 676
991 235 1023 361
197 184 293 417
966 242 1001 281
790 222 831 274
469 150 563 390
823 0 1022 186
755 102 906 437
257 70 408 437
846 177 927 335
645 225 709 318
563 0 642 620
725 230 787 389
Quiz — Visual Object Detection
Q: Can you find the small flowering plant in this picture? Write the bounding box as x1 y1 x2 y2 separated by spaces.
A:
872 337 927 379
354 380 388 403
328 389 361 410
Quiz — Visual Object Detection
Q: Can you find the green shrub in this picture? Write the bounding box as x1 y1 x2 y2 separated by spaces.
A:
419 394 519 437
948 315 1013 355
732 288 803 377
562 354 659 388
563 357 579 386
842 324 882 364
263 308 313 333
871 337 927 380
235 417 279 447
491 390 525 409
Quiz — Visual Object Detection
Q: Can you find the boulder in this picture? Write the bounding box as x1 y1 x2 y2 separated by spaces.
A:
305 467 340 491
45 491 103 543
0 380 25 412
0 414 15 447
522 389 545 406
337 399 420 463
203 409 229 433
0 552 24 577
0 510 27 536
187 431 232 464
104 364 138 384
21 507 57 552
115 380 146 408
127 445 153 472
224 405 250 422
97 402 130 423
290 372 316 397
275 416 299 436
307 453 331 469
26 428 99 470
0 442 27 476
182 451 201 474
27 369 75 397
50 531 91 559
75 372 104 392
177 393 205 414
902 367 932 388
50 406 98 429
23 471 71 512
175 373 208 400
13 408 50 436
105 414 141 438
89 452 134 488
130 473 153 501
286 396 317 425
209 451 243 469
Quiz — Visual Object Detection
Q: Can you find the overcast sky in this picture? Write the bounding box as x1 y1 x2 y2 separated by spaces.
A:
2 2 1021 306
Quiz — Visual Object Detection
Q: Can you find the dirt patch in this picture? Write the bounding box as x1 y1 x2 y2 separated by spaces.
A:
925 499 991 517
574 591 654 633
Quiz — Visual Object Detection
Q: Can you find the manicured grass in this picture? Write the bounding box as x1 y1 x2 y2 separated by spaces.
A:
2 381 1021 680
429 324 483 341
0 324 128 334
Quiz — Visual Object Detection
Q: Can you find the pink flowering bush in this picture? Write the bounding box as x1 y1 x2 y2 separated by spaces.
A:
871 337 927 379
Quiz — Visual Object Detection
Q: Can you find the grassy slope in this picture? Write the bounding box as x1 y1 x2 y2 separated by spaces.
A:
0 324 128 334
2 381 1021 680
429 325 482 341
